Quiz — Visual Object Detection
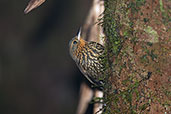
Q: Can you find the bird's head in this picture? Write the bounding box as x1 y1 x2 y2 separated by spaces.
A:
69 28 86 61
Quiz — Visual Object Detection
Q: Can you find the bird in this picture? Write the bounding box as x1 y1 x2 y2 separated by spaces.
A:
69 28 105 87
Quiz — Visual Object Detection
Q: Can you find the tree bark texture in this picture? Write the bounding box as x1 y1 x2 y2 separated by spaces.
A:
102 0 170 114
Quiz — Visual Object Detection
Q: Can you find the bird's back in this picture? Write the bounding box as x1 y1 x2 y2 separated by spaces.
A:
76 41 105 84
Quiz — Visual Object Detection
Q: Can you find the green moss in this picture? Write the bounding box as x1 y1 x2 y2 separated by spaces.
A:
146 42 153 46
140 54 149 63
159 0 170 26
101 0 137 113
144 26 159 43
128 0 146 13
143 18 149 23
100 0 124 98
149 49 158 61
102 0 123 56
159 0 164 13
135 0 146 7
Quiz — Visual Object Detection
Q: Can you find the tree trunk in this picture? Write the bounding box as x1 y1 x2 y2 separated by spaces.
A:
102 0 170 113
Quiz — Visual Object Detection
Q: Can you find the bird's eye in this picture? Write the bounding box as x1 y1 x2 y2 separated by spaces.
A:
73 41 77 44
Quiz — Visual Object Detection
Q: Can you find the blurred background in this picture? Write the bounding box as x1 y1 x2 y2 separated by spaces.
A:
0 0 92 114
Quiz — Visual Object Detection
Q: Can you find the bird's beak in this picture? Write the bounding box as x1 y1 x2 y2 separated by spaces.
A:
77 27 82 40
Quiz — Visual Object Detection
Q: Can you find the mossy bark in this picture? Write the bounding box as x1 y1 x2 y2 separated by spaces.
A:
102 0 170 113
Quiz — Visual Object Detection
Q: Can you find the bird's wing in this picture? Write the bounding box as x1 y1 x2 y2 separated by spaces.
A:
87 42 105 55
